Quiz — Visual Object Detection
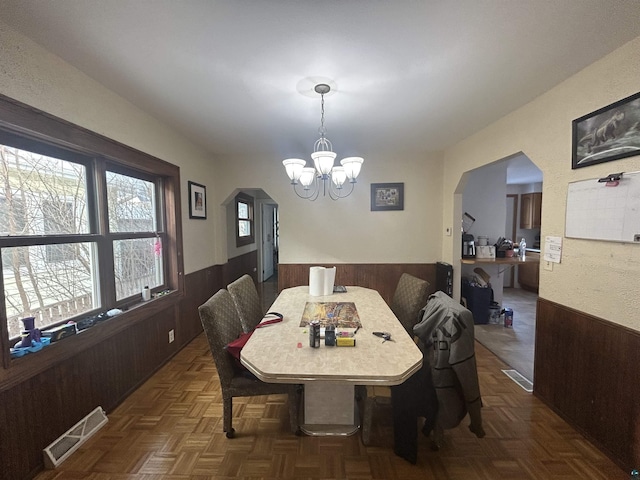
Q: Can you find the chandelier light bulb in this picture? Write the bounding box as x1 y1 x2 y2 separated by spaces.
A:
282 158 306 183
311 151 336 176
331 166 347 187
299 167 317 188
340 157 364 181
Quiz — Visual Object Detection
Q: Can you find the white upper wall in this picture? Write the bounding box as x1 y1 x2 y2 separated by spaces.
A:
442 35 640 331
214 150 444 264
462 161 508 245
0 21 222 274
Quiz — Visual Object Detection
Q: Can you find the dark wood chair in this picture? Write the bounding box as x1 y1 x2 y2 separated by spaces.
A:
198 289 300 438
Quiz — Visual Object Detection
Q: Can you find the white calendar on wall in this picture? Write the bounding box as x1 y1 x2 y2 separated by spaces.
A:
565 171 640 243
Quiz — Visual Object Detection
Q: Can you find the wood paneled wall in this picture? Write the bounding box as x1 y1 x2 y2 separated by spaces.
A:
0 266 222 480
534 297 640 472
278 263 437 305
223 250 258 287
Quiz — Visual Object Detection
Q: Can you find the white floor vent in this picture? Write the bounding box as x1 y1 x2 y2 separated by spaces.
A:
502 369 534 393
43 406 108 468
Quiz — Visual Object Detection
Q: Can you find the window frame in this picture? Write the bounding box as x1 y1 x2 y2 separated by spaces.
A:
0 94 184 377
235 192 255 247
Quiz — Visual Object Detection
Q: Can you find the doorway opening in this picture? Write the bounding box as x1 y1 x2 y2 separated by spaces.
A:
224 188 279 298
458 153 542 383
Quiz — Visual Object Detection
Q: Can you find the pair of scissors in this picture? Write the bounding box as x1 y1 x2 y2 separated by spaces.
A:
373 331 394 343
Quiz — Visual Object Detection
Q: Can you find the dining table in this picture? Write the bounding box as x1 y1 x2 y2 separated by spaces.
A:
240 285 423 436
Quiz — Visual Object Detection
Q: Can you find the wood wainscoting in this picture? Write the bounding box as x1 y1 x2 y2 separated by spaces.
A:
0 266 222 480
223 250 258 286
534 297 640 472
278 263 437 305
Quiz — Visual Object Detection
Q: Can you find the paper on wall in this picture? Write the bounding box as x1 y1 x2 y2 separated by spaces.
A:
543 236 562 263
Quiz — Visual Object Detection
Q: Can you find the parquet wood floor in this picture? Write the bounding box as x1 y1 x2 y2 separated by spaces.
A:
34 332 627 480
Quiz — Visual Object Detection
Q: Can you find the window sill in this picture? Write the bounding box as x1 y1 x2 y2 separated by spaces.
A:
0 290 182 393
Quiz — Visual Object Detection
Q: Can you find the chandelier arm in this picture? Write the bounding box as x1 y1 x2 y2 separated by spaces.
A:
292 176 320 201
327 179 356 200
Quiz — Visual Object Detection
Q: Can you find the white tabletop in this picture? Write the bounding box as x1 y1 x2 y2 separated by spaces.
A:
241 286 423 385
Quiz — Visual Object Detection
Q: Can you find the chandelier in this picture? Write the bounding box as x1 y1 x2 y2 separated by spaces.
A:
282 83 363 200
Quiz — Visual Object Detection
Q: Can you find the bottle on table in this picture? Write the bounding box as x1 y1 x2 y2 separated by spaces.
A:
519 238 526 260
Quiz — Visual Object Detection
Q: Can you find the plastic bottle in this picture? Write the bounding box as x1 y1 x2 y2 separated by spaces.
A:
519 238 526 260
142 286 151 301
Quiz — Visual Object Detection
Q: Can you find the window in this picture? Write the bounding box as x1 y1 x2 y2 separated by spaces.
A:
0 143 97 339
235 193 255 247
0 101 181 346
106 170 163 300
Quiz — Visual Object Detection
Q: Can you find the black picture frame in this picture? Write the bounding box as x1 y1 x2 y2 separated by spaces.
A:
188 181 207 219
572 91 640 169
371 182 404 211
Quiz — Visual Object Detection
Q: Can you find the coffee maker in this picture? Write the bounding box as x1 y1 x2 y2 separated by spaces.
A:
461 212 476 258
462 233 476 258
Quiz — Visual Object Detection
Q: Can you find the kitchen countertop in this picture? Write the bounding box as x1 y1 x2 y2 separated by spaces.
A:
461 253 539 265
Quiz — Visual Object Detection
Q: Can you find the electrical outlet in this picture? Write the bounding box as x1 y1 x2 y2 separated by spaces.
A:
543 261 553 271
168 329 175 343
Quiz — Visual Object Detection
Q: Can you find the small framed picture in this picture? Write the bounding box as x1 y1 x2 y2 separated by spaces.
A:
188 181 207 219
371 182 404 211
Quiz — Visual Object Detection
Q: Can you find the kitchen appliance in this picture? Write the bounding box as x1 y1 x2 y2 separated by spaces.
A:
435 262 453 297
475 245 495 259
461 212 476 258
462 233 476 258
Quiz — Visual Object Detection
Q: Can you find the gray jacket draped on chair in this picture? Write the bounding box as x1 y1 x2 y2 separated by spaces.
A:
413 291 484 437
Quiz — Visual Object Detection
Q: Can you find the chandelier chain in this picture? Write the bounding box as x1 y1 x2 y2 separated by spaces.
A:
319 92 326 137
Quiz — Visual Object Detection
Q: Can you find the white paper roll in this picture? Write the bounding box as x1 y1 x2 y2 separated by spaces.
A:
323 266 336 295
309 266 326 296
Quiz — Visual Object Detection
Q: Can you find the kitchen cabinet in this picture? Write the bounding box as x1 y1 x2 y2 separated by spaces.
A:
517 251 539 292
520 192 542 229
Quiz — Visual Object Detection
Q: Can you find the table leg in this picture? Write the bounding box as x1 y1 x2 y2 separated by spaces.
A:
301 382 360 436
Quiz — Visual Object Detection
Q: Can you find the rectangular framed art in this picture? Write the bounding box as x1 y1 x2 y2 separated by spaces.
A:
371 182 404 211
572 91 640 169
188 181 207 219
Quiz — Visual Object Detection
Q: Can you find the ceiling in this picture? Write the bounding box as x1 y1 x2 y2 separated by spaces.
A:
2 0 640 168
